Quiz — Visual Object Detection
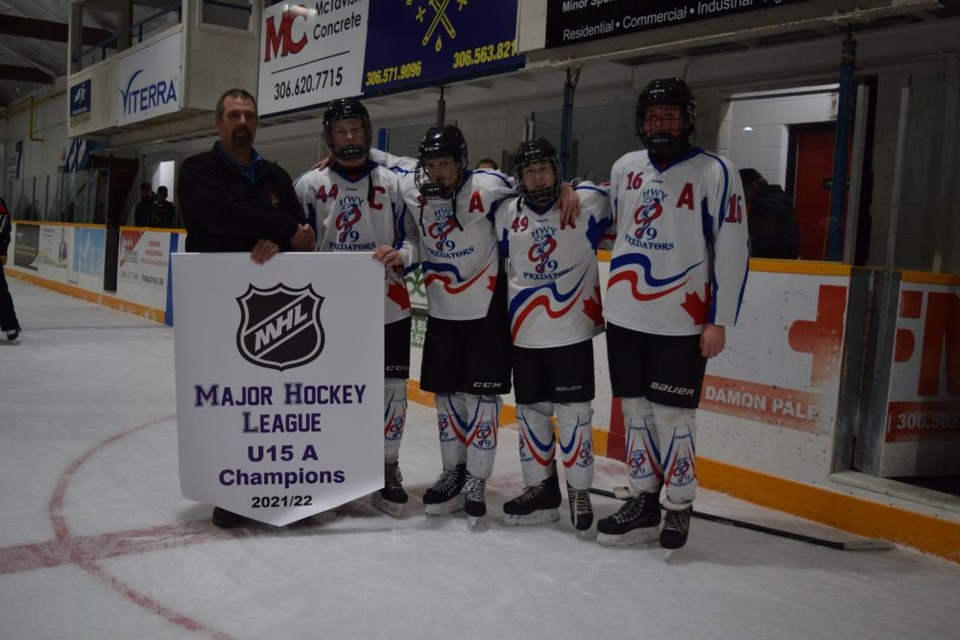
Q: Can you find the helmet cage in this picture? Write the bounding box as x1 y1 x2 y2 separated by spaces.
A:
635 78 696 158
415 126 468 200
513 139 561 207
323 99 372 162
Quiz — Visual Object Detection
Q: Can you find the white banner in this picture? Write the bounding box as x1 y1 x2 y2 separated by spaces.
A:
116 229 172 310
173 252 384 526
117 31 182 126
258 1 370 116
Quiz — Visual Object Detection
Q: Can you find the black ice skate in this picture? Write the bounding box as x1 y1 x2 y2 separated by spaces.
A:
567 484 594 533
423 463 466 516
596 492 661 546
211 506 252 529
502 471 561 526
371 461 408 518
660 505 692 550
463 473 486 526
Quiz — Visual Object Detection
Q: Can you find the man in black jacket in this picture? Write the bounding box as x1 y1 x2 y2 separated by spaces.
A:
179 88 314 263
178 88 314 528
740 168 800 259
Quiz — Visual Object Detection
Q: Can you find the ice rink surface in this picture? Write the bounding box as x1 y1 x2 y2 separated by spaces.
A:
1 277 959 640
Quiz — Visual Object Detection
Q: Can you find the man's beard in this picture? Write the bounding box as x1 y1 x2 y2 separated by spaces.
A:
231 127 253 150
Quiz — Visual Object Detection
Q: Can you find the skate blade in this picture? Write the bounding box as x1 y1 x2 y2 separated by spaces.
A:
503 509 561 527
370 493 404 518
596 527 660 547
467 515 481 527
664 549 677 563
424 494 465 516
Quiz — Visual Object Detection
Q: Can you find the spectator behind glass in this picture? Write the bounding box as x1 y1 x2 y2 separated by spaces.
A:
134 182 154 227
739 168 799 259
148 186 176 228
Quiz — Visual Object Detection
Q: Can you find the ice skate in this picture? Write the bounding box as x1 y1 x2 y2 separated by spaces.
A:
596 492 661 546
660 505 692 551
423 463 467 516
503 472 562 526
371 461 408 518
463 473 486 526
567 484 593 535
211 506 252 529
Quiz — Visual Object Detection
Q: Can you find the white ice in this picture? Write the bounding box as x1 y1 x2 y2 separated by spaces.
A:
1 278 958 640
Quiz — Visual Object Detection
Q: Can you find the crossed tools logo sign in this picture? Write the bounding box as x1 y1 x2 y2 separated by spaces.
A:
236 284 325 371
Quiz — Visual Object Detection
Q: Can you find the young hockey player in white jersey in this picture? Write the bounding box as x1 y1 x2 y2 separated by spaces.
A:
293 98 415 518
494 139 611 534
598 78 749 551
373 126 578 524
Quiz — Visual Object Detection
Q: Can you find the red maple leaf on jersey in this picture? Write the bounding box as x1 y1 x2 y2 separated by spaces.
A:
583 286 604 326
681 284 711 324
387 282 411 310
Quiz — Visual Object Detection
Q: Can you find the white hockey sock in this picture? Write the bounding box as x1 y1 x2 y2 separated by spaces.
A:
556 401 594 491
517 402 556 487
435 393 467 471
651 403 697 507
458 392 500 480
383 378 407 464
621 397 664 494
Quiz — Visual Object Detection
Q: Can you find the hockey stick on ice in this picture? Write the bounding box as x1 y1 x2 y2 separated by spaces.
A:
589 487 895 551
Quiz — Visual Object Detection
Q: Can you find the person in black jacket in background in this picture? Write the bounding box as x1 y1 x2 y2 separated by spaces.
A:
739 168 800 259
178 88 315 528
0 196 22 342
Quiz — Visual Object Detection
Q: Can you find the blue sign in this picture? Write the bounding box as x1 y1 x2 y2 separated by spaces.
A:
70 80 91 119
363 0 523 95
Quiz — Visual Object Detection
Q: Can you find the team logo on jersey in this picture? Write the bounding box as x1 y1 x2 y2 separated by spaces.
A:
633 188 667 240
428 209 458 251
528 226 559 274
236 284 324 371
335 196 363 243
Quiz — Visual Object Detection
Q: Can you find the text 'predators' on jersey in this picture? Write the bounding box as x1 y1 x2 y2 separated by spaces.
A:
604 148 749 336
496 183 612 348
399 169 516 320
293 162 413 325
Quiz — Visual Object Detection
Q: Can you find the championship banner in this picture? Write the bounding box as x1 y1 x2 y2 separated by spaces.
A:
173 252 384 526
258 0 371 116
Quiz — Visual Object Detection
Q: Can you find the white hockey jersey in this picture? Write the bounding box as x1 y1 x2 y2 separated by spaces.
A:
396 166 516 321
496 183 611 348
604 148 749 336
294 162 413 325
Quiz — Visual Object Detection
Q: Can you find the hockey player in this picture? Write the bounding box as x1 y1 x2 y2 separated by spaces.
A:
495 139 611 533
373 126 578 524
598 78 749 550
293 98 415 518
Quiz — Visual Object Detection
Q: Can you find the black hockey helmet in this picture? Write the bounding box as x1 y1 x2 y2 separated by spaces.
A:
513 138 561 207
415 125 468 199
636 78 696 159
323 97 372 161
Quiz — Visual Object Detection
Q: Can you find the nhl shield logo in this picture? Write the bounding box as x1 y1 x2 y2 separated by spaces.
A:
236 284 324 371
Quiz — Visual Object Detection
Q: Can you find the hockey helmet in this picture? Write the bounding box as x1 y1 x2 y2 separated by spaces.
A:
323 97 372 161
415 125 468 199
513 138 561 207
636 78 696 159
